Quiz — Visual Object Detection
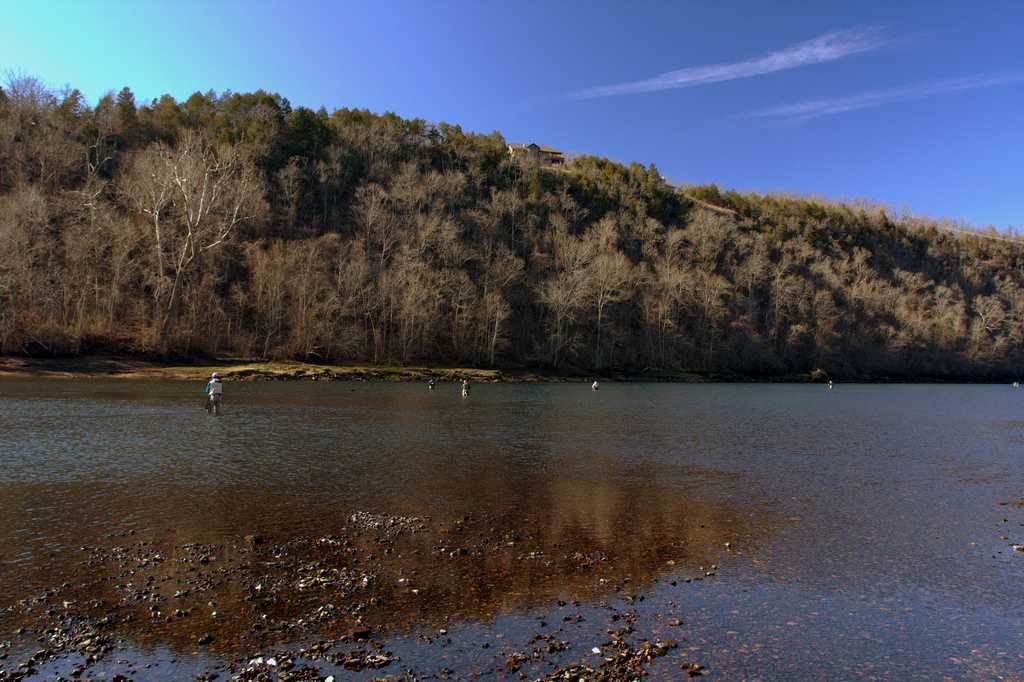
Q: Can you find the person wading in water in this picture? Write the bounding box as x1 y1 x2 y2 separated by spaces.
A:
205 372 224 415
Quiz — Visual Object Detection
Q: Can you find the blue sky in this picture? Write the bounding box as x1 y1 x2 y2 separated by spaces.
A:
3 0 1022 227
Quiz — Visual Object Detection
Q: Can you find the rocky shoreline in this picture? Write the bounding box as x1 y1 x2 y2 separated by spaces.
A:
0 509 735 681
0 355 727 384
1 355 1015 384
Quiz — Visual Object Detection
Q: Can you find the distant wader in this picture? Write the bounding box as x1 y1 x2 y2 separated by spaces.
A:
206 377 224 415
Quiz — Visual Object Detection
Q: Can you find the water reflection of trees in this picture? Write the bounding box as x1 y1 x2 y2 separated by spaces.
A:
0 477 778 655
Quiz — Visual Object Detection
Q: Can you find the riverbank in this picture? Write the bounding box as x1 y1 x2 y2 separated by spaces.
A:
0 354 1016 384
0 355 710 383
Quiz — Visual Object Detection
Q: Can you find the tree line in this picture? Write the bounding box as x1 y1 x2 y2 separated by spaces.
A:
1 75 1022 378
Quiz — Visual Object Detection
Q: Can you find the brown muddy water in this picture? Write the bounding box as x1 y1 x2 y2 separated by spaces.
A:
1 380 1023 680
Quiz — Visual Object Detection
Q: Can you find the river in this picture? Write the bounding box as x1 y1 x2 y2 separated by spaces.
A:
1 380 1022 679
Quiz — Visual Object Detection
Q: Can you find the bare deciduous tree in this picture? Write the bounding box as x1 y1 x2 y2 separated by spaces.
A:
123 130 264 347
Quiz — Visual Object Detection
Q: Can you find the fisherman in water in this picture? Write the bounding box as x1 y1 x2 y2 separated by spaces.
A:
205 372 224 415
461 379 470 398
428 378 436 390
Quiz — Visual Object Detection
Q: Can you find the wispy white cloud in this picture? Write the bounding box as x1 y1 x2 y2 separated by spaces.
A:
570 27 889 99
745 73 1024 120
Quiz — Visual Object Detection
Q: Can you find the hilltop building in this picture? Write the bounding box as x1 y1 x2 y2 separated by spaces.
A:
507 143 565 166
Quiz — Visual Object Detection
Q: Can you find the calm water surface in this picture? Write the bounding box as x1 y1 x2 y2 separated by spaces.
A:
2 380 1023 678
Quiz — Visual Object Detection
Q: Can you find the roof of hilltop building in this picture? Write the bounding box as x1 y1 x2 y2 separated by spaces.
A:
509 143 562 153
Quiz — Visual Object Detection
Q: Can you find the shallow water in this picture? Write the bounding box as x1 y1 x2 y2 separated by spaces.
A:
2 380 1024 678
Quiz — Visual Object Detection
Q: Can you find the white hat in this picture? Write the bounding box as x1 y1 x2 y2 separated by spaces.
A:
212 372 220 379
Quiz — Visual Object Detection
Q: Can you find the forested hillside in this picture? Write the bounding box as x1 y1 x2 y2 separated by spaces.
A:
1 76 1022 378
